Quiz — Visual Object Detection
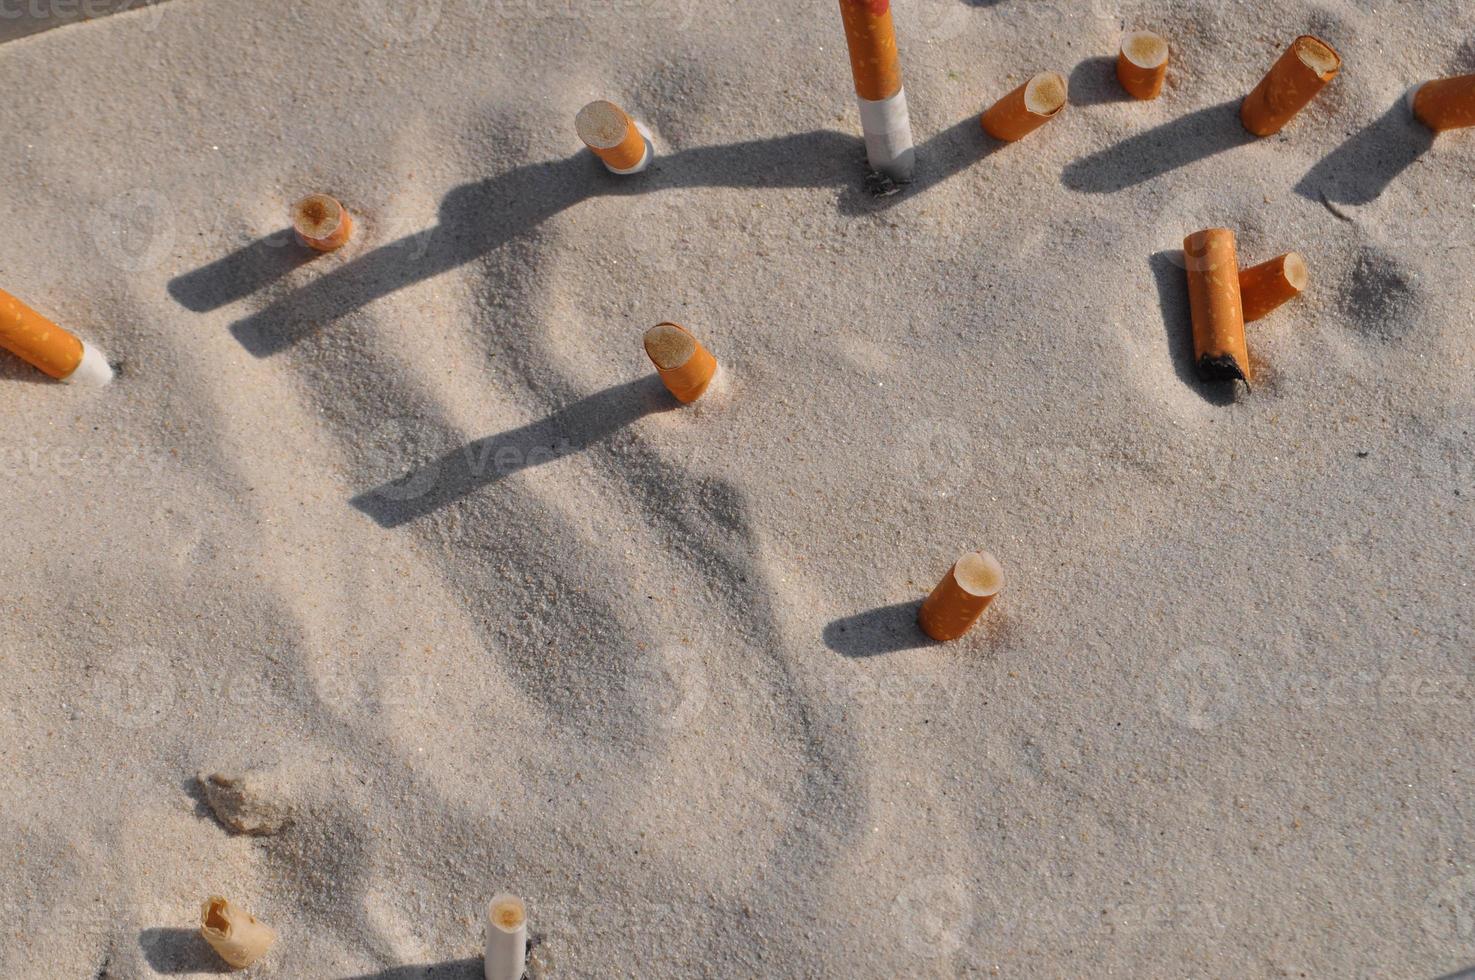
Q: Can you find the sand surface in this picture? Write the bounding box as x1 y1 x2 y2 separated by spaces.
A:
1 0 1473 977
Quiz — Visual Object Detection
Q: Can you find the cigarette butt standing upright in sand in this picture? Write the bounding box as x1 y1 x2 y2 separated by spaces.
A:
1183 228 1251 383
837 0 914 181
1411 74 1475 132
919 552 1004 642
1241 36 1342 136
1117 31 1169 100
199 896 276 970
644 322 718 404
575 100 652 175
292 194 354 252
981 72 1069 141
1240 252 1308 322
0 287 112 385
484 894 528 980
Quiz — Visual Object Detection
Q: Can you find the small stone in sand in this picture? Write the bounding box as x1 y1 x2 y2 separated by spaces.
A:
197 771 291 836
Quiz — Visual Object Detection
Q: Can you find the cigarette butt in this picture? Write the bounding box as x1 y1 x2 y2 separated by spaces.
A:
919 552 1005 642
1240 252 1308 323
1183 228 1251 383
1117 31 1169 100
1411 74 1475 133
0 286 112 385
644 322 718 404
292 194 354 252
837 0 914 181
484 893 528 980
981 72 1069 142
575 100 652 175
199 896 276 970
1241 35 1341 137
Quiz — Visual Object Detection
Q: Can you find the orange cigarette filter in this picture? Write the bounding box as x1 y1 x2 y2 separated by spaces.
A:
644 323 717 404
292 194 353 252
575 100 650 173
837 0 902 102
981 72 1069 142
919 552 1005 642
1413 74 1475 133
1240 252 1308 323
1241 36 1342 137
1117 31 1169 101
1184 228 1251 383
0 286 111 384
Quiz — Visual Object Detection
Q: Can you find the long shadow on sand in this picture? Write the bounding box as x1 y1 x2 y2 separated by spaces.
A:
1294 100 1435 206
1061 100 1253 194
169 121 1014 355
350 376 675 528
823 602 936 657
1148 250 1240 407
138 928 230 975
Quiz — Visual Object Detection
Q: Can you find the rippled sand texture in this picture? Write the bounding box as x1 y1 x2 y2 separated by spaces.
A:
0 0 1472 976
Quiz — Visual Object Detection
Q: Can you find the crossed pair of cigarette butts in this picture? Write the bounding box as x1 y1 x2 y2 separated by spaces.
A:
199 893 528 977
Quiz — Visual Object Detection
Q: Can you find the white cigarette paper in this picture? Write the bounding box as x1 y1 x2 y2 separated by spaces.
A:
484 893 528 980
858 88 915 182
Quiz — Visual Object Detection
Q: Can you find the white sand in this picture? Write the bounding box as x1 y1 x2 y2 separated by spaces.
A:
1 1 1473 977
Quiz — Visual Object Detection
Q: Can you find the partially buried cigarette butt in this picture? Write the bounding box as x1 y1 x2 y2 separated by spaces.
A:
836 0 914 182
918 552 1004 642
484 893 528 980
199 896 276 970
0 286 112 385
1240 252 1308 323
292 194 354 252
981 72 1068 142
1117 31 1169 101
644 322 718 404
575 100 652 175
1412 74 1475 133
1241 35 1341 137
1183 228 1251 383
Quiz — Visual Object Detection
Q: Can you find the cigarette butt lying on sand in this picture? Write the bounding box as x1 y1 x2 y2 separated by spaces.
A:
836 0 914 182
981 72 1069 142
575 100 652 175
292 194 354 252
1241 35 1341 137
199 897 276 970
919 552 1004 642
484 894 528 980
1117 31 1169 100
1240 252 1308 323
1184 228 1251 384
0 286 112 385
1411 74 1475 132
644 322 718 404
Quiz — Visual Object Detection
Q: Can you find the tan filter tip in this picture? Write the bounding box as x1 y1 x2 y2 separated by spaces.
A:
199 897 276 970
576 100 649 172
1118 31 1169 100
292 194 353 252
1294 35 1341 77
1240 252 1309 323
982 72 1068 142
644 323 718 404
918 552 1004 642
